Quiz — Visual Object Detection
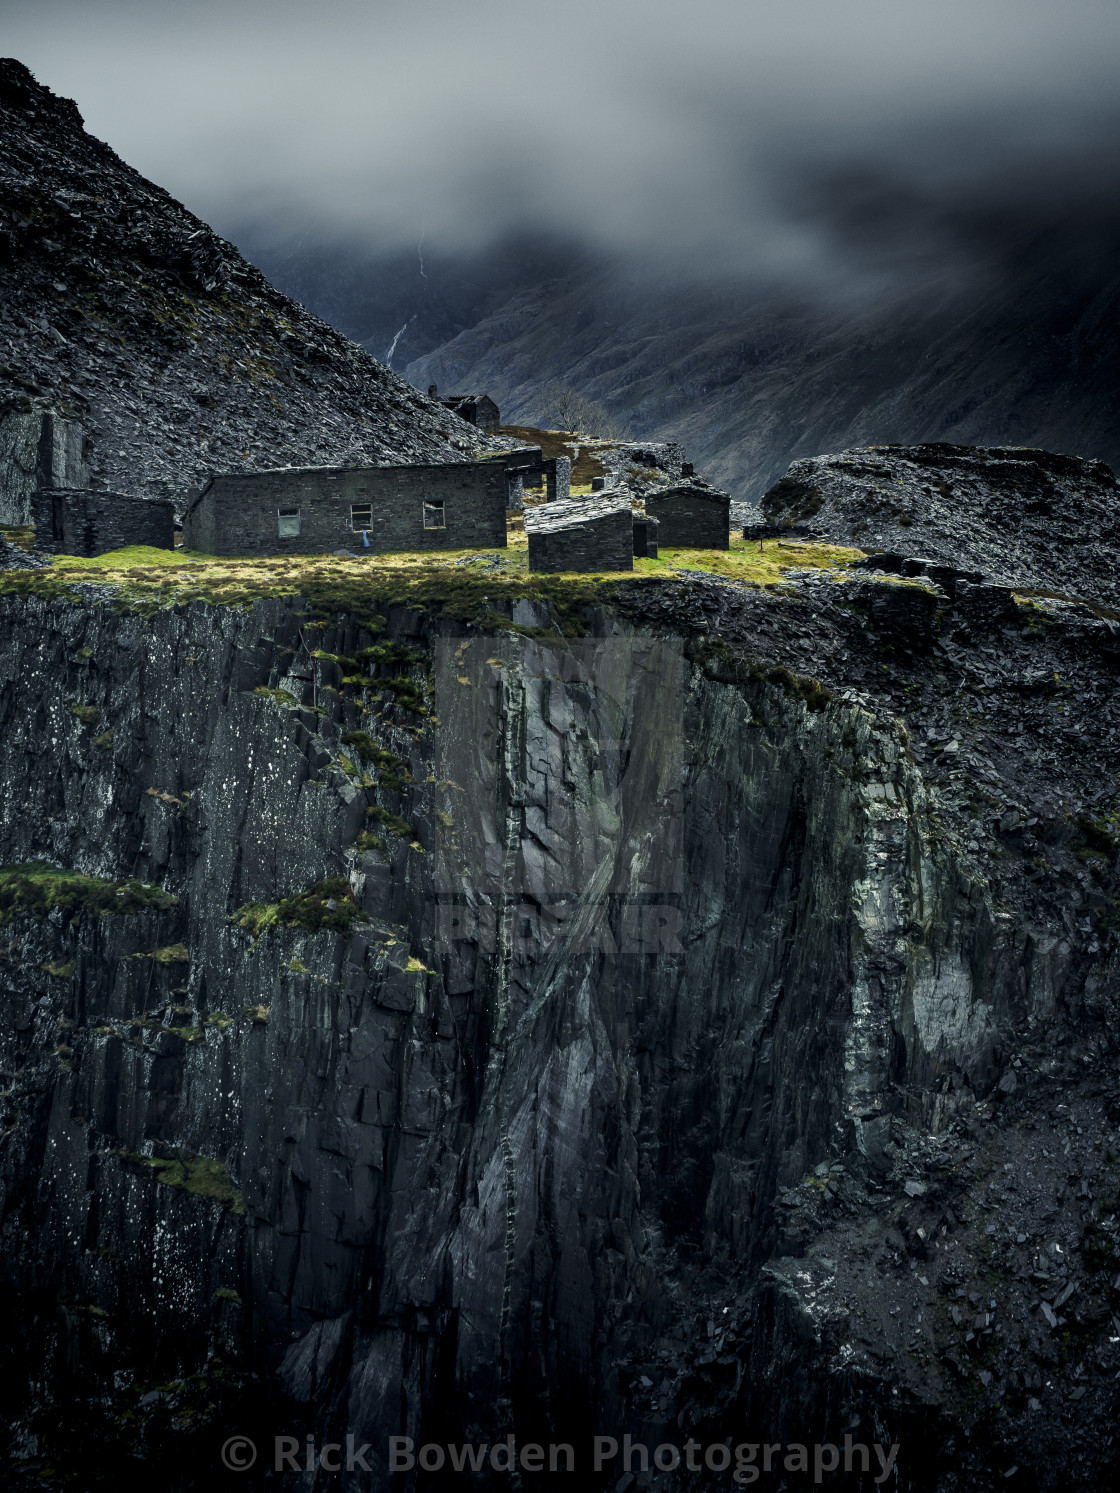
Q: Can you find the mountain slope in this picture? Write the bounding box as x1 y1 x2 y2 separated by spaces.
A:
0 59 490 513
401 228 1120 503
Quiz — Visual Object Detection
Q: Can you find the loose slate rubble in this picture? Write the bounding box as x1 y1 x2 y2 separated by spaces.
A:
763 441 1120 607
0 59 498 515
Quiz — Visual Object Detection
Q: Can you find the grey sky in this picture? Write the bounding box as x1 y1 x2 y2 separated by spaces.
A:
6 0 1120 282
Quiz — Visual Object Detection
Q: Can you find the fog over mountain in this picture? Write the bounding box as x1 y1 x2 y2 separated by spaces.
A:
10 0 1120 495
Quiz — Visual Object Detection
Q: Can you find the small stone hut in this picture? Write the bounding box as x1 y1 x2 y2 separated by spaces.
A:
431 388 501 435
31 487 174 557
525 495 633 573
646 482 730 550
182 459 512 557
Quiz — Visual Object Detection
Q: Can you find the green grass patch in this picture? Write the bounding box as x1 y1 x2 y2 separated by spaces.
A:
230 876 364 941
252 685 299 707
342 731 413 788
637 536 865 586
122 1151 244 1213
0 536 864 634
0 524 35 551
0 862 177 923
53 545 199 570
142 943 190 964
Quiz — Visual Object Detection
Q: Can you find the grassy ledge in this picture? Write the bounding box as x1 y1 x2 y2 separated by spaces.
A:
0 536 865 621
230 876 365 941
121 1151 245 1213
0 862 177 923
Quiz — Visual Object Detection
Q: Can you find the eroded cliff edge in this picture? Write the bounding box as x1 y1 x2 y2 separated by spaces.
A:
2 562 1119 1490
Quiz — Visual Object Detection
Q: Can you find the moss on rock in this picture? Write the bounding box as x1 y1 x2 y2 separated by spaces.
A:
230 876 363 940
122 1151 244 1213
0 862 177 923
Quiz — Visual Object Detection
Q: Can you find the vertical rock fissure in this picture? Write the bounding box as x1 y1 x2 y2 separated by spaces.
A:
492 659 526 1484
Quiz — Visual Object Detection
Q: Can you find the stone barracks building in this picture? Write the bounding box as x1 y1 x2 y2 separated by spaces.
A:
429 387 501 436
182 458 516 556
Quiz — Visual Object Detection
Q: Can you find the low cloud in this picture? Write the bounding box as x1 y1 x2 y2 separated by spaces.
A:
9 0 1120 294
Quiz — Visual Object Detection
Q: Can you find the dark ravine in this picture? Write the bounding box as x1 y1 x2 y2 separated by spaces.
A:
393 236 1120 504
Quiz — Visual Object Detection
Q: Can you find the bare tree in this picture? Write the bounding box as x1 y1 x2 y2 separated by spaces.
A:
538 381 627 439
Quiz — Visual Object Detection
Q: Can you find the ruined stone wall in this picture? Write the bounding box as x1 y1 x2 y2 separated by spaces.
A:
0 410 87 525
633 513 659 558
526 499 633 572
183 461 508 556
544 455 571 502
30 487 174 556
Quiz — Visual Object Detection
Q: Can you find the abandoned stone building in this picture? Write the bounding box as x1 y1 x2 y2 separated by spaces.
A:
632 511 659 559
0 409 88 525
505 452 570 507
31 487 175 557
428 386 501 435
525 495 634 573
646 481 730 549
182 458 520 556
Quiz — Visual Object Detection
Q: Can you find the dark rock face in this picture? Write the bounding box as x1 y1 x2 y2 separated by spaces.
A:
2 551 1120 1489
3 50 1120 1493
0 59 492 517
764 442 1120 607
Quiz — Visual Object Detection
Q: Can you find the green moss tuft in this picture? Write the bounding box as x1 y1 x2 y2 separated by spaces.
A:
365 804 415 839
122 1151 244 1213
230 876 363 940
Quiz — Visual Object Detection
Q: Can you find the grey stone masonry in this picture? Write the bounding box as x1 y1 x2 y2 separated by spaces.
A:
438 393 501 434
543 456 571 503
525 495 633 573
182 459 509 556
1 410 88 525
646 481 730 549
501 449 569 505
632 512 659 559
31 488 174 557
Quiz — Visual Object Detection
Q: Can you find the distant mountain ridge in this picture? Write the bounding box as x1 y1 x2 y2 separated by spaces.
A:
0 59 491 511
403 238 1120 502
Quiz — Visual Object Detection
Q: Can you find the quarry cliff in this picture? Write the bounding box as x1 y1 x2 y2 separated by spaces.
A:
1 56 1120 1493
3 499 1120 1489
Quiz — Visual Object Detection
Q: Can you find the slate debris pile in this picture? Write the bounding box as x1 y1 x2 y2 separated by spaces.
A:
764 442 1120 608
620 556 1120 982
0 533 47 570
0 59 494 507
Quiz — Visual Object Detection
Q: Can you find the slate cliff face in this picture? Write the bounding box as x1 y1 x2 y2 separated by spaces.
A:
3 557 1119 1489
